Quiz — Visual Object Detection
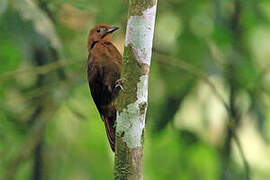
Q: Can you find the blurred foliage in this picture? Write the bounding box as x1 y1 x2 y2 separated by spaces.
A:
1 0 270 179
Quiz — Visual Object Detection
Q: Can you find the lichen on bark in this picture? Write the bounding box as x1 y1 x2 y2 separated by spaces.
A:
116 74 148 148
126 5 157 66
114 0 157 179
116 43 149 148
115 45 148 180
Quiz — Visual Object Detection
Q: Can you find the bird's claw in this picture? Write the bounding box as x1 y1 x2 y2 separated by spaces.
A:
115 78 126 91
115 83 124 91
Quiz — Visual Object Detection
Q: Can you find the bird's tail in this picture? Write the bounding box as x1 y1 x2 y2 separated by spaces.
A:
103 116 115 152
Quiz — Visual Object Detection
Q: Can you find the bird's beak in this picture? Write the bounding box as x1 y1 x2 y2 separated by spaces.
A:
106 26 120 34
102 26 119 39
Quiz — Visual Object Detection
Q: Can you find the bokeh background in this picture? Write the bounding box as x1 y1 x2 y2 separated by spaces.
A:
1 0 270 179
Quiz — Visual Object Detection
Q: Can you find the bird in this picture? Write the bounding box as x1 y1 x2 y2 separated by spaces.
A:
87 24 122 152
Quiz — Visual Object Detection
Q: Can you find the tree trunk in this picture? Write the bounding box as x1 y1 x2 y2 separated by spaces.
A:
114 0 157 180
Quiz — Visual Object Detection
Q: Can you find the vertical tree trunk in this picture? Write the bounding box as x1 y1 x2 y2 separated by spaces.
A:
114 0 157 180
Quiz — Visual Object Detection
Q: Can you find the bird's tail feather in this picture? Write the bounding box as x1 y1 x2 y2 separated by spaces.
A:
103 116 115 152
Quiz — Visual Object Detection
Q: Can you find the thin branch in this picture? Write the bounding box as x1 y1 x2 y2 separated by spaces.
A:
2 51 231 115
153 52 230 112
233 132 250 180
0 58 83 82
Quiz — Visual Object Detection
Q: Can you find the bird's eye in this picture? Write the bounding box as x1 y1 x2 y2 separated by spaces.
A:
97 29 101 33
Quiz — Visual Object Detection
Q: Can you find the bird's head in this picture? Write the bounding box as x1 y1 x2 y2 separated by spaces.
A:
88 24 119 52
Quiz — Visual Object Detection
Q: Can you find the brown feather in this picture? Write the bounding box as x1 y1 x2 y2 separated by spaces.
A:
87 24 121 152
103 116 115 152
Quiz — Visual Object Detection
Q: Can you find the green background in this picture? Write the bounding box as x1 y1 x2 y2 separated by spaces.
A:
1 0 270 179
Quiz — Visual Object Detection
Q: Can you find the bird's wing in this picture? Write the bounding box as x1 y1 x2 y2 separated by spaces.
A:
104 42 122 63
102 42 122 99
87 42 122 152
87 62 110 114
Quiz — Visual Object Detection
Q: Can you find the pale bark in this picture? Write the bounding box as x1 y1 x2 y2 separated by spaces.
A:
114 0 157 180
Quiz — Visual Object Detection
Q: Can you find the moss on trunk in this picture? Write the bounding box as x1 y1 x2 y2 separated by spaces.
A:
117 45 142 111
129 0 156 17
114 0 157 179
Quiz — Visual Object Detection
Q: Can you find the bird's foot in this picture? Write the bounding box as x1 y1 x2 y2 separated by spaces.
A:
115 78 126 91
